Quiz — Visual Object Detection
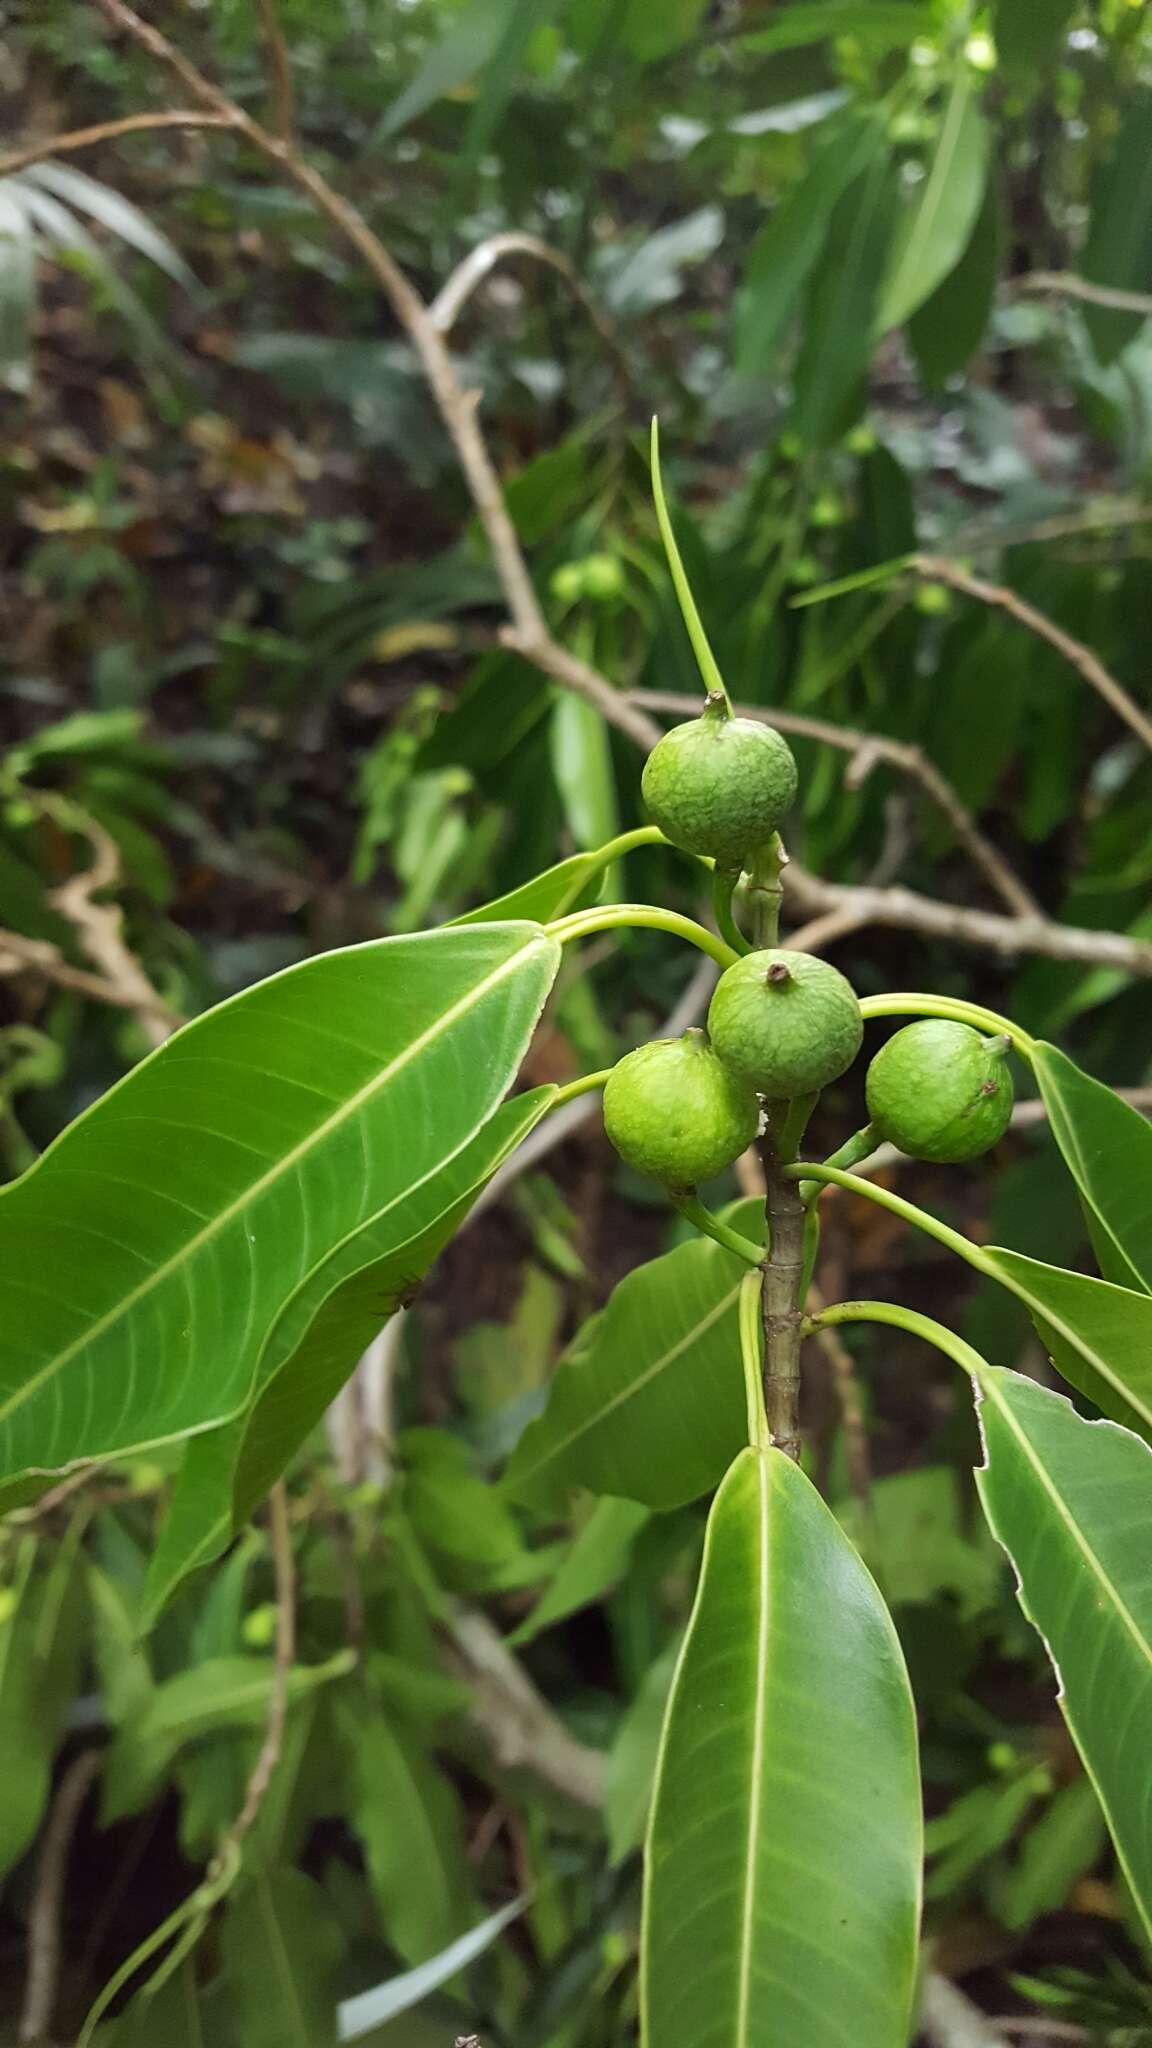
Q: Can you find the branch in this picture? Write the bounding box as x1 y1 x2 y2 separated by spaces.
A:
223 1482 296 1852
911 554 1152 756
20 1749 103 2044
48 817 178 1048
255 0 296 142
784 863 1152 976
629 690 1038 918
429 231 632 392
920 1973 1011 2048
0 111 235 179
445 1609 606 1810
1014 269 1152 319
0 926 180 1032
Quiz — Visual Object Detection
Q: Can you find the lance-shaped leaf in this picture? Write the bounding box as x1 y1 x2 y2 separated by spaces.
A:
222 1869 344 2048
975 1367 1152 1942
140 1087 556 1622
876 68 989 334
642 1446 921 2048
0 923 558 1483
1031 1041 1152 1293
979 1249 1152 1444
504 1202 762 1510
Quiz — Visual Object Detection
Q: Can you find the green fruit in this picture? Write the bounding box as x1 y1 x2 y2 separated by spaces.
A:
641 695 797 869
865 1020 1014 1162
602 1028 761 1188
707 950 863 1097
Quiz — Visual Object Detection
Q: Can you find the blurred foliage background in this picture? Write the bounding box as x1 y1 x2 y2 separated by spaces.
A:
3 0 1152 2042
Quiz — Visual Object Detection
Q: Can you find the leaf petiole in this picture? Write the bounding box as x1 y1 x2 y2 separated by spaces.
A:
547 904 739 971
805 1297 991 1385
739 1267 770 1449
551 1068 614 1108
712 867 753 956
650 416 733 711
672 1192 765 1269
860 992 1035 1057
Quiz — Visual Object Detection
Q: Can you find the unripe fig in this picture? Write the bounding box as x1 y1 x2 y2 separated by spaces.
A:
865 1019 1014 1162
602 1028 761 1189
641 695 797 869
707 949 863 1098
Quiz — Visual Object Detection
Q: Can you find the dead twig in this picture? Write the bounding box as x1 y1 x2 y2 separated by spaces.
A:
920 1973 1012 2048
430 231 632 392
225 1482 296 1850
1014 270 1152 319
445 1609 606 1810
0 927 180 1032
911 554 1152 756
0 110 235 179
19 1749 103 2044
48 818 177 1048
630 690 1038 918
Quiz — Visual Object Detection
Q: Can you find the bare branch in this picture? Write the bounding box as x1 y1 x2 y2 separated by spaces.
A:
0 926 180 1031
1014 269 1152 319
255 0 296 143
630 691 1038 918
0 111 235 179
48 818 178 1048
445 1608 606 1810
920 1973 1011 2048
227 1482 296 1850
912 554 1152 756
20 1749 103 2043
784 862 1152 976
430 231 632 390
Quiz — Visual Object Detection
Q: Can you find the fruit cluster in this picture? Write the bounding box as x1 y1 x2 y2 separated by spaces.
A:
603 699 1014 1191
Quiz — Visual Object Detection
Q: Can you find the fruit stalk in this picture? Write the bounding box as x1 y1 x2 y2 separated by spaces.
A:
751 835 804 1462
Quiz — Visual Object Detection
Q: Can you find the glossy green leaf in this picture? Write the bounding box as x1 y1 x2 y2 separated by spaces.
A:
980 1247 1152 1442
97 1960 208 2047
141 1088 555 1623
0 922 558 1484
975 1367 1152 1942
992 1778 1106 1933
0 1533 87 1876
735 113 885 372
642 1447 921 2048
738 2 933 55
605 1640 678 1864
452 850 606 925
793 150 899 446
994 0 1077 69
510 1496 650 1646
1032 1041 1152 1293
1082 90 1152 364
339 1690 472 1963
550 694 620 853
877 70 989 334
909 171 1002 385
222 1869 343 2048
504 1203 763 1510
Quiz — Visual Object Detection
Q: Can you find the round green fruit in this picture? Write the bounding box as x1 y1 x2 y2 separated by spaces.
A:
707 949 863 1098
641 696 797 869
865 1020 1014 1163
602 1028 761 1189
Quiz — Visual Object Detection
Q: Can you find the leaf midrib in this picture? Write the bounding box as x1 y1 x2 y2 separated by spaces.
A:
0 938 544 1433
735 1451 772 2046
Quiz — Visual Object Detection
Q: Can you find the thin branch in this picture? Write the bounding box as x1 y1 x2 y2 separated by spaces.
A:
989 2023 1088 2043
0 926 180 1031
911 554 1152 756
49 817 178 1048
445 1609 606 1810
784 863 1152 977
20 1749 103 2044
629 691 1038 918
0 110 235 179
1014 269 1152 319
430 231 632 390
920 1973 1011 2048
225 1482 296 1852
255 0 296 143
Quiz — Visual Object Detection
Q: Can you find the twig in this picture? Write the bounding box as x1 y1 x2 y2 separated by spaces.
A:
0 110 235 179
255 0 296 142
989 2023 1088 2043
0 927 180 1031
445 1609 606 1810
630 690 1038 918
48 818 177 1049
1014 270 1152 319
920 1973 1012 2048
783 863 1152 975
429 230 632 391
911 555 1152 756
20 1749 103 2044
225 1482 296 1851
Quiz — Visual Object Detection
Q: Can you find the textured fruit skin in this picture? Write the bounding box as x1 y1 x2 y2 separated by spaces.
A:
641 706 797 868
707 949 863 1097
865 1020 1014 1162
603 1029 761 1188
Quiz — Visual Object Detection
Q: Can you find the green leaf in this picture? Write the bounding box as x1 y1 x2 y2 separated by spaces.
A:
140 1086 556 1624
908 171 1003 386
736 113 886 373
1082 90 1152 365
459 0 564 178
980 1248 1152 1443
222 1869 343 2048
0 923 558 1484
877 70 989 335
642 1447 921 2048
1032 1042 1152 1293
992 1778 1106 1933
605 1640 678 1864
504 1203 763 1510
0 1533 88 1876
974 1367 1152 1942
452 850 607 925
738 3 934 56
792 149 900 446
339 1690 472 1963
22 163 195 288
96 1960 208 2047
510 1496 650 1646
336 1898 528 2042
550 694 620 854
994 0 1077 69
375 0 524 140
